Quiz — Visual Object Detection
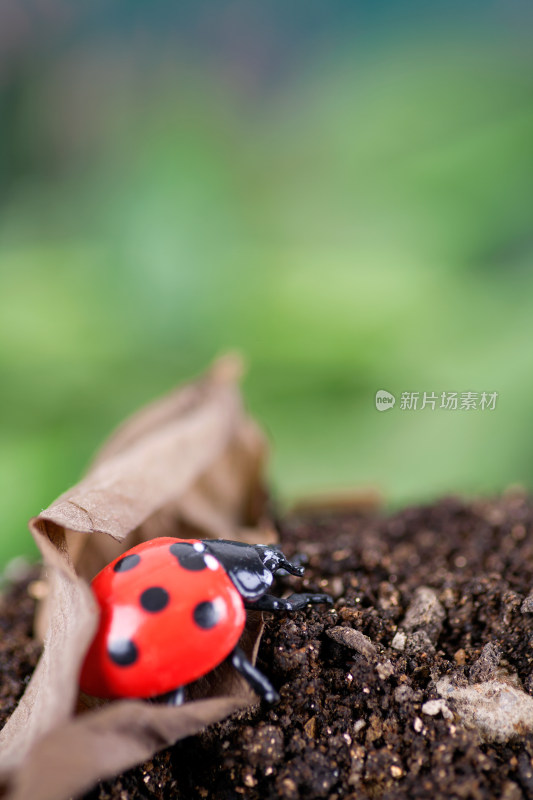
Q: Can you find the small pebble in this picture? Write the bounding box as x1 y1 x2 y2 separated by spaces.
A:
394 685 415 705
521 592 533 614
437 675 533 743
390 765 403 779
391 631 406 651
326 626 377 661
469 642 502 683
376 660 395 680
404 629 435 656
402 586 445 642
421 699 453 720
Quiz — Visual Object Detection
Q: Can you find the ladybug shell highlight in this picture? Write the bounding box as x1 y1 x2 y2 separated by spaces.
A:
80 537 246 699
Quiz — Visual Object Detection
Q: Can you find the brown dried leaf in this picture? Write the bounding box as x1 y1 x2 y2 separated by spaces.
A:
4 698 247 800
0 356 271 800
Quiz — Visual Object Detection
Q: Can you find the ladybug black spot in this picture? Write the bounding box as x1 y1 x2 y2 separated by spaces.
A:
193 600 221 629
140 586 169 613
108 638 138 667
113 553 141 572
170 542 207 571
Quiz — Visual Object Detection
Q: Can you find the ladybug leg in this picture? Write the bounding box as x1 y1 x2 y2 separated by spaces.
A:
157 686 185 706
283 592 334 610
245 592 333 612
231 646 279 703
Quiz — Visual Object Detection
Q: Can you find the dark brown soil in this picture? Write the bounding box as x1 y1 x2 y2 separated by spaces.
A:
4 493 533 799
0 568 41 729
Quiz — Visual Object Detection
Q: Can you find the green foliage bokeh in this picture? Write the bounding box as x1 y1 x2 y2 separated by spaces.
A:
1 20 532 564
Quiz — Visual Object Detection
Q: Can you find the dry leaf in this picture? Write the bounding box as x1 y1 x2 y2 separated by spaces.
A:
5 698 247 800
0 356 271 800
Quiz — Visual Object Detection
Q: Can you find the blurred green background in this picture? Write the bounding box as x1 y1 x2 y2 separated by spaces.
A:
1 1 532 564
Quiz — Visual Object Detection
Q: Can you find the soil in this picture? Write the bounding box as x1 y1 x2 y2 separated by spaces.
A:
4 493 533 799
0 569 41 728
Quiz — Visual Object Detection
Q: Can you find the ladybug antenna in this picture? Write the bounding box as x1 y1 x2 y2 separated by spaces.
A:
255 546 305 577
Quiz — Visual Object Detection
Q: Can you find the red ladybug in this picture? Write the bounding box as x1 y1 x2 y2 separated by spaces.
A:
80 537 332 705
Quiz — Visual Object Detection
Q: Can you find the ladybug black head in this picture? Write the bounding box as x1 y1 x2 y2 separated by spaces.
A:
201 539 306 601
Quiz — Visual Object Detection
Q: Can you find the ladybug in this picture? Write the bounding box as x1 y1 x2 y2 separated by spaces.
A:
80 537 332 705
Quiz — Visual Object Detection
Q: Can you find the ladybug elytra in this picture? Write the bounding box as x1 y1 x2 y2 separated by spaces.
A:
80 537 332 705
